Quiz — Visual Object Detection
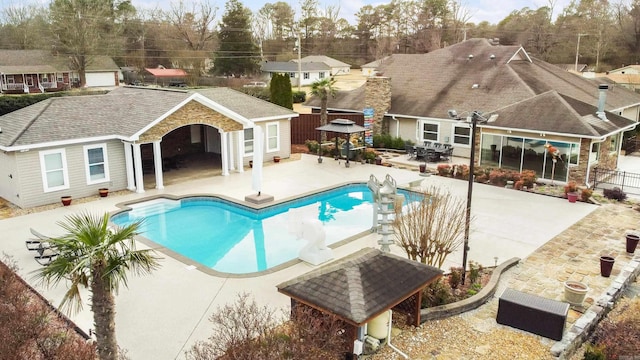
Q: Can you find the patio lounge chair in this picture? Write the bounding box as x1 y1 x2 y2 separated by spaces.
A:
34 249 59 266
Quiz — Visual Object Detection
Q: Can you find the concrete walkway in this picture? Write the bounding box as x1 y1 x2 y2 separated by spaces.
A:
0 154 604 359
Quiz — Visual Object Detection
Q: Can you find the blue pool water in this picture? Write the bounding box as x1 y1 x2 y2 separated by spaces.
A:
111 184 416 274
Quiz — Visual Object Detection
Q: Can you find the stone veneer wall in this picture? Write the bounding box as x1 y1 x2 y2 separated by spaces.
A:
138 100 243 143
569 137 619 185
364 77 391 136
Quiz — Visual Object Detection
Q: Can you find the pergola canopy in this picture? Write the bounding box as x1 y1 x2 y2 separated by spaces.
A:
277 248 443 326
316 118 366 134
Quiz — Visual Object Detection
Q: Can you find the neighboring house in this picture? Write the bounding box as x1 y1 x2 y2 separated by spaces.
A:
0 50 120 93
295 55 351 76
144 67 189 86
360 57 389 77
556 63 588 72
260 61 331 86
601 65 640 91
0 87 297 208
306 38 640 185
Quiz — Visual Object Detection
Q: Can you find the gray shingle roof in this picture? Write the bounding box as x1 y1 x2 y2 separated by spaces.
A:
307 38 640 124
487 91 636 137
277 248 442 325
0 50 119 73
299 55 350 67
0 87 297 149
261 61 330 72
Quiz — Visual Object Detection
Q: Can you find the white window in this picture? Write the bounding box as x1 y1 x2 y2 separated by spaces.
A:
57 74 64 83
83 144 110 184
6 75 15 84
244 128 254 155
266 122 279 152
453 124 471 146
303 72 309 79
319 72 326 78
420 121 439 142
39 149 69 192
289 72 295 78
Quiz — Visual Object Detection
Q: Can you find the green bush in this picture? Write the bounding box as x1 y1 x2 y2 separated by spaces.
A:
292 91 306 103
448 267 463 289
372 134 408 150
305 140 320 154
582 344 606 360
603 187 627 201
423 279 452 307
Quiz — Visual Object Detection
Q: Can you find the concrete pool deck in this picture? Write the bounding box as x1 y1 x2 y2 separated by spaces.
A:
0 153 599 359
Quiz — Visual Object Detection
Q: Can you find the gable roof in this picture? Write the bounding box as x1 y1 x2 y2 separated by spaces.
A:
299 55 350 68
307 38 640 121
144 68 188 77
0 50 119 73
277 248 442 326
261 61 330 72
0 87 297 151
486 91 636 138
608 65 640 74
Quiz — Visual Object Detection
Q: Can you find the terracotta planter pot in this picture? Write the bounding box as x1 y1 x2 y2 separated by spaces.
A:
563 280 588 305
273 156 281 163
61 196 72 206
599 256 615 277
567 192 579 203
626 233 640 253
99 188 109 197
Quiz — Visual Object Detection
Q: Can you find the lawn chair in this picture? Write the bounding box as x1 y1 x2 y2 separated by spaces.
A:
27 228 59 265
405 145 416 160
34 249 59 265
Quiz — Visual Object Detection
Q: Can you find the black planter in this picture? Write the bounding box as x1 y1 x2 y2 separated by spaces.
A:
599 256 615 277
626 234 639 253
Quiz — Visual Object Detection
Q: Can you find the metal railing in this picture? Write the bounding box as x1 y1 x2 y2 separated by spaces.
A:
591 167 640 195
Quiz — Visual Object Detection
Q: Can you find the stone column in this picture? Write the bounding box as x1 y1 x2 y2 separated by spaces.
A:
364 76 392 136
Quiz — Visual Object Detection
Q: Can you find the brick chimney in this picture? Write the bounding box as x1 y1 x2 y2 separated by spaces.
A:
596 84 609 121
364 76 391 136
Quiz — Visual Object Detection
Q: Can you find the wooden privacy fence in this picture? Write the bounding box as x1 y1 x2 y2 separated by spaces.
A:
291 113 364 144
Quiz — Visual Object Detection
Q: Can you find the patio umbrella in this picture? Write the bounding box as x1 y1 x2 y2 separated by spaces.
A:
252 126 264 195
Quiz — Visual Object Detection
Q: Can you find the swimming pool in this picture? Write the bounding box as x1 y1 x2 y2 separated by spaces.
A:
111 184 417 275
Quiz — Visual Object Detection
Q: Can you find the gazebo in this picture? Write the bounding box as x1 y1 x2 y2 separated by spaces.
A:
316 118 367 166
277 248 443 357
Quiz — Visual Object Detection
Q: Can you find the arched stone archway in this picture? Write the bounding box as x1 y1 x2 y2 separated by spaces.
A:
125 100 249 193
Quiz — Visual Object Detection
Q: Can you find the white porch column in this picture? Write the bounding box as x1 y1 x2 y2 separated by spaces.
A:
153 140 164 189
228 131 235 172
220 132 229 176
236 130 244 172
123 142 136 191
132 143 145 193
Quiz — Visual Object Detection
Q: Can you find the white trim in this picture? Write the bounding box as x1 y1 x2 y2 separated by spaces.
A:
506 46 533 64
418 119 440 143
39 148 69 193
265 121 280 153
83 143 110 185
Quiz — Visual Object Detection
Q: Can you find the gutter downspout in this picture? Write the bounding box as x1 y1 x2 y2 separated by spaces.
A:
391 116 400 138
585 137 607 188
386 310 408 359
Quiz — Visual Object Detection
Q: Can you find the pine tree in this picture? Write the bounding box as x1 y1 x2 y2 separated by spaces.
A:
214 0 259 76
270 73 293 109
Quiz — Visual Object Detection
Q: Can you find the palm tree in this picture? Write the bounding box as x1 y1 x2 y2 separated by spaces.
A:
35 212 161 360
310 77 337 143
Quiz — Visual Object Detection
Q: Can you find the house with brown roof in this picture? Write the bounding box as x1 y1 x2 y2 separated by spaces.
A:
0 87 297 208
306 38 640 185
0 50 120 93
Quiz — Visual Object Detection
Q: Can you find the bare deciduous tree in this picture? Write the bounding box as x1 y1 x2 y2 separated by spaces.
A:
393 186 468 268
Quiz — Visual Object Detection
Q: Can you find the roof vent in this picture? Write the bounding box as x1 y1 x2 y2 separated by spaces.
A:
490 54 496 60
472 84 479 89
468 54 474 60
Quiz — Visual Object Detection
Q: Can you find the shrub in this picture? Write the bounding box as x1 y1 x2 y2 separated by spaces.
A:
581 188 594 202
603 187 627 201
452 164 469 179
448 267 463 289
437 164 452 177
564 181 578 195
292 90 306 103
466 283 482 296
468 261 482 284
489 168 515 187
514 180 525 190
363 148 377 162
423 279 452 307
518 169 537 188
582 344 606 360
372 134 408 150
305 139 319 154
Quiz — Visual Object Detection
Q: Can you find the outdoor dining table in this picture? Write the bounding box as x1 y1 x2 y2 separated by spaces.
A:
414 145 449 161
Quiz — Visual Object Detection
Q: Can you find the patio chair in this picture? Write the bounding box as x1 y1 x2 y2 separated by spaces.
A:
423 141 433 148
405 145 416 160
415 147 428 161
425 148 440 162
434 142 443 148
34 248 59 266
26 228 52 253
440 148 453 162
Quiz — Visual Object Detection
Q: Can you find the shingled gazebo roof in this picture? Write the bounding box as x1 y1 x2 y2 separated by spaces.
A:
277 248 442 326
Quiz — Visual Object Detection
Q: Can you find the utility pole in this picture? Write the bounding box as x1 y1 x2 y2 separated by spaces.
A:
575 34 589 72
295 33 302 92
